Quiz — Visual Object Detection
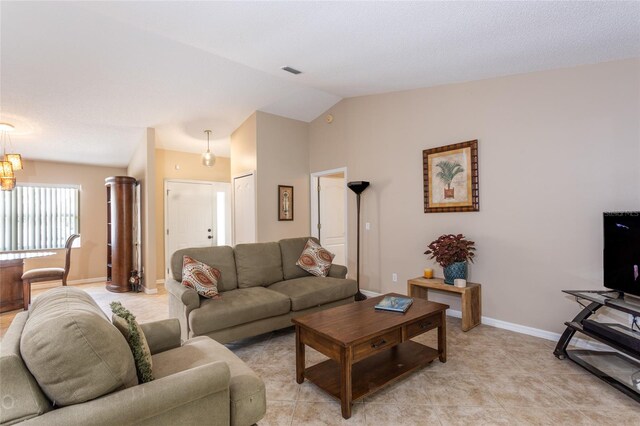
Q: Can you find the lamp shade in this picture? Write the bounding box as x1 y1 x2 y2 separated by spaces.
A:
347 181 370 194
0 160 14 178
1 177 15 191
5 153 22 170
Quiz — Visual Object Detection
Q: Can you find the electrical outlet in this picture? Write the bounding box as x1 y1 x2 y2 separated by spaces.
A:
392 273 397 282
365 222 370 230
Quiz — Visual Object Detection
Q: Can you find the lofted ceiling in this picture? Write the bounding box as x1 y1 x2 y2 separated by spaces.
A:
1 1 639 167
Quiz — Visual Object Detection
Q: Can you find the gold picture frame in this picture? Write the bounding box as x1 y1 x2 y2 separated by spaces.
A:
423 140 479 213
278 185 294 221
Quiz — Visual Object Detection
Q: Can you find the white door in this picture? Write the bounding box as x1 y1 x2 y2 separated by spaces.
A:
317 173 346 266
233 173 256 244
166 182 215 265
165 181 231 277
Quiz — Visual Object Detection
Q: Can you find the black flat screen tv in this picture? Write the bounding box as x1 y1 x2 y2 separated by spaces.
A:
603 212 640 296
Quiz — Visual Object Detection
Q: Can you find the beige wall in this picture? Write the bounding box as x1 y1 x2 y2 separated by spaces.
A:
255 111 310 242
19 160 127 282
230 112 257 178
127 128 157 292
230 111 311 243
154 149 231 279
308 58 640 333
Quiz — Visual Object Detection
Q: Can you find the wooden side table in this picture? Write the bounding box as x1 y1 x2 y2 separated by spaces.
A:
407 277 481 331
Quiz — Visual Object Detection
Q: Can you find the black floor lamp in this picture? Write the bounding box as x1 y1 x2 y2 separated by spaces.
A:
347 181 370 302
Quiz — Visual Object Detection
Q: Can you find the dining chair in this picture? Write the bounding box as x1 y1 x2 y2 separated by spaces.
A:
21 234 80 310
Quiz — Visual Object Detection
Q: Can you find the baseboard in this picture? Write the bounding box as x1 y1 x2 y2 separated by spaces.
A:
32 277 107 290
446 308 562 341
361 289 381 298
142 286 158 294
361 288 570 344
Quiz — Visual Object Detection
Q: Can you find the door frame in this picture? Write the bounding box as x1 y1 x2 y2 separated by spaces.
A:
232 171 257 246
310 167 348 264
164 178 231 279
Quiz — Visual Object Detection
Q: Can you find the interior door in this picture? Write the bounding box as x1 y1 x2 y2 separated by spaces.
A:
166 181 215 269
233 173 256 244
318 174 346 265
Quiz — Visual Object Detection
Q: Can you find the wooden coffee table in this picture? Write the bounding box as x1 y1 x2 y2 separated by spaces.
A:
292 293 448 419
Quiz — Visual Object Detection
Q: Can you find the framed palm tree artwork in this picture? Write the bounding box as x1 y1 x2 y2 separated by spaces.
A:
423 140 479 213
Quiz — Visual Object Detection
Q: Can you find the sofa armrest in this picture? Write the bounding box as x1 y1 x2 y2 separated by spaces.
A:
328 264 348 279
140 319 181 355
166 278 200 341
22 362 231 426
165 278 200 310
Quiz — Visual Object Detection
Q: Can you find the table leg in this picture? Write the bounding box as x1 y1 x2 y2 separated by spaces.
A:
22 279 30 311
340 347 353 419
438 310 447 362
295 325 305 384
461 286 481 331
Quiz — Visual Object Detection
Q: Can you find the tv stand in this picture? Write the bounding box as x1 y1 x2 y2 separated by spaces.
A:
555 290 640 403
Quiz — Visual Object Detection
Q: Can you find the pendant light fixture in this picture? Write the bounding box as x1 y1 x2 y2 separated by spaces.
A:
202 130 216 167
0 122 22 170
0 122 20 191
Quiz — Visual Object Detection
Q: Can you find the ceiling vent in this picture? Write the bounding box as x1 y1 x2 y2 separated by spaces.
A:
281 66 302 75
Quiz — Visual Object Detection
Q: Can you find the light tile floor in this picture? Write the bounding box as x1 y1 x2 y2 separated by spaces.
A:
2 283 639 425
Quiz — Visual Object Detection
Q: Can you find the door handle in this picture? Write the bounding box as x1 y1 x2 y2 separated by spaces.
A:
208 229 212 232
371 339 387 349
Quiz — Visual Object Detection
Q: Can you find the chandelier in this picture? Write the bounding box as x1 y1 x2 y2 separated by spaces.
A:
0 122 22 191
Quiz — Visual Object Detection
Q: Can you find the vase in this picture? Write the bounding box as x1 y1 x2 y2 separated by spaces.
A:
444 188 455 199
443 261 467 285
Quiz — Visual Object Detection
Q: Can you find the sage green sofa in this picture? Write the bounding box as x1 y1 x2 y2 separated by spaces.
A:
0 287 265 426
166 237 357 343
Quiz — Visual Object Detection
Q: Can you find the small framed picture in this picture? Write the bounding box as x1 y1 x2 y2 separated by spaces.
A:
423 140 479 213
278 185 294 221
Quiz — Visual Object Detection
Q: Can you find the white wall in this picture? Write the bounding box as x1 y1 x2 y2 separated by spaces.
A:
127 128 157 292
308 58 640 333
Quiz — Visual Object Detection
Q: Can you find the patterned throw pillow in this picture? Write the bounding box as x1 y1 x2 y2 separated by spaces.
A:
182 255 221 299
110 301 154 383
296 238 335 277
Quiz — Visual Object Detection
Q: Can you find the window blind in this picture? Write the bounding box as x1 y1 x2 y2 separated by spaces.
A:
0 185 79 251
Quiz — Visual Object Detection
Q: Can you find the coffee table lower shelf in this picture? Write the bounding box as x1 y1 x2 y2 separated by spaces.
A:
304 340 438 402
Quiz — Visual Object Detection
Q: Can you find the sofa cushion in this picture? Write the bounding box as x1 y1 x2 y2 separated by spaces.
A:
153 336 265 426
182 255 221 299
111 302 154 383
20 287 138 406
235 242 284 288
189 287 290 335
171 245 238 292
279 237 319 280
0 312 52 425
296 239 335 277
268 276 358 311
